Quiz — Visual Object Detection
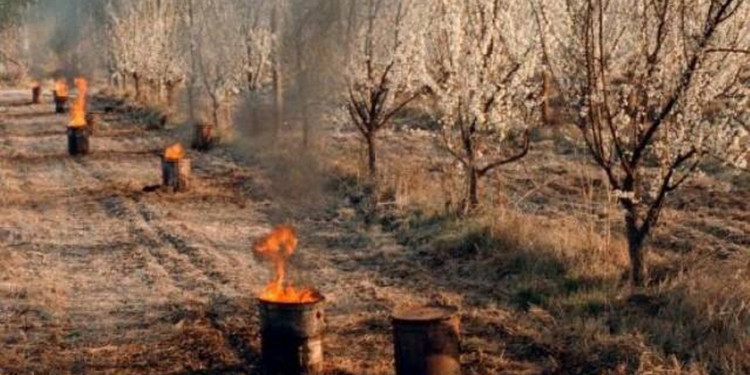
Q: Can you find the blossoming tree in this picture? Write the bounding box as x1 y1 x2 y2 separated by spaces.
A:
535 0 750 286
424 0 540 213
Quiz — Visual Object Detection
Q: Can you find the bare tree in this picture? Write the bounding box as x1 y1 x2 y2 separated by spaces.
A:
536 0 750 286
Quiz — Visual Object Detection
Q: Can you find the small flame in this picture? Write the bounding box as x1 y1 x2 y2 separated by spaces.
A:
55 79 69 97
69 78 87 128
253 225 321 304
164 143 185 161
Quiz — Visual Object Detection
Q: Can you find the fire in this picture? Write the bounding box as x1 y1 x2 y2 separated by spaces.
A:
69 78 87 128
164 143 185 161
253 225 321 304
55 79 69 97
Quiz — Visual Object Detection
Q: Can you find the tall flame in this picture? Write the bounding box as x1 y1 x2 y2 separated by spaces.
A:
253 225 321 304
69 78 87 128
164 143 185 161
55 79 69 97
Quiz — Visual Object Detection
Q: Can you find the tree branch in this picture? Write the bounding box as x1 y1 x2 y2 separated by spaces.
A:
478 130 531 177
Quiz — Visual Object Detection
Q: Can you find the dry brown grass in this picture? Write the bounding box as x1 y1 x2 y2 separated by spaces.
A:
323 122 750 374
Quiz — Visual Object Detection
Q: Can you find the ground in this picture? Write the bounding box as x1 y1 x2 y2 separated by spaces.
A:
0 87 748 375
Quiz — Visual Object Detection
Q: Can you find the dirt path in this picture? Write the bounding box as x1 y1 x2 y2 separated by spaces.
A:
0 89 483 375
0 88 293 374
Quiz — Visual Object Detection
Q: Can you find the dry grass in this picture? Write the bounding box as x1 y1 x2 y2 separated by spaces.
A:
323 122 750 374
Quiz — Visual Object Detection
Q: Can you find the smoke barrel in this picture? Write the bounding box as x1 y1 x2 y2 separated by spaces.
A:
32 86 41 104
392 306 461 375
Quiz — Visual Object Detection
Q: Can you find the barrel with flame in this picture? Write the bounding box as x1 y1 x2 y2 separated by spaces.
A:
162 143 190 192
392 306 462 375
67 125 89 156
67 78 90 156
259 298 325 375
54 79 70 114
254 226 326 375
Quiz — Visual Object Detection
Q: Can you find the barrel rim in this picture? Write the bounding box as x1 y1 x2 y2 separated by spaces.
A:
257 295 326 308
162 156 191 163
391 305 460 325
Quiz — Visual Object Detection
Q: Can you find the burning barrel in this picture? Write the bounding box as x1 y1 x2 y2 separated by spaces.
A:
67 78 90 156
392 306 462 375
54 79 69 114
259 298 326 375
162 143 190 192
254 225 325 375
68 124 89 156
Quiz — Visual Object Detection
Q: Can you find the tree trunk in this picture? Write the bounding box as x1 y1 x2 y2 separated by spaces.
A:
467 166 480 212
121 73 128 95
366 134 377 180
542 70 553 126
166 82 177 110
625 212 647 287
271 1 284 139
273 67 284 137
296 41 311 148
211 96 221 136
133 73 141 101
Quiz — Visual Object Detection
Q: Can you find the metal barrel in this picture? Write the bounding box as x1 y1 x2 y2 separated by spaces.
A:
258 298 325 375
32 87 41 104
67 127 89 156
54 92 68 114
392 306 461 375
161 158 191 192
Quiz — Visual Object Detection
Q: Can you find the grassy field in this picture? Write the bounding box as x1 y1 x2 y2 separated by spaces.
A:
0 87 748 375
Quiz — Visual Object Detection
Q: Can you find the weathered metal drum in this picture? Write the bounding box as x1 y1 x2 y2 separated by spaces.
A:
85 112 100 135
258 298 325 375
32 86 41 104
67 127 89 156
392 306 461 375
161 158 191 192
54 91 69 114
192 122 215 151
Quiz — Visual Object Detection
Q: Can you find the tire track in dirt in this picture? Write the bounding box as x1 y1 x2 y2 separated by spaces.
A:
1 94 259 373
66 144 233 299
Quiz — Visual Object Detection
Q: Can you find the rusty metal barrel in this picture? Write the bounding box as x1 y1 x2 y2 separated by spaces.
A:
258 298 325 375
192 122 215 151
54 91 69 114
161 157 191 192
85 112 100 135
392 306 461 375
67 127 89 156
32 86 41 104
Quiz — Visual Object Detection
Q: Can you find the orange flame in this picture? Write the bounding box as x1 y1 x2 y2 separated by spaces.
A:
253 225 321 304
69 78 87 128
55 79 69 98
164 143 185 161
